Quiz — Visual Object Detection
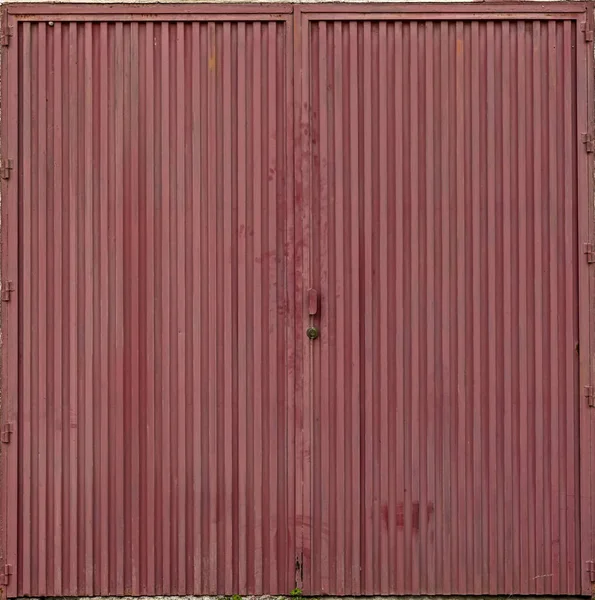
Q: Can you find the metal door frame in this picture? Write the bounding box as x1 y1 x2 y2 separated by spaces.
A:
0 7 19 596
0 2 593 596
577 3 595 594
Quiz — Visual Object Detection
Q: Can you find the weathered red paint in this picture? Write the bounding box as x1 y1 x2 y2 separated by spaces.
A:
296 4 594 596
0 3 593 598
0 9 296 596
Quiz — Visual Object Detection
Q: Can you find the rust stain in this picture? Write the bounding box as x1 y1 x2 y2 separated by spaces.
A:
396 503 405 528
427 502 435 524
381 504 389 529
412 502 420 531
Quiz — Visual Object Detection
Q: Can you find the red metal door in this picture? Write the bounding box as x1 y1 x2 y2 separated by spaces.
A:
296 5 594 596
0 9 296 596
2 5 595 599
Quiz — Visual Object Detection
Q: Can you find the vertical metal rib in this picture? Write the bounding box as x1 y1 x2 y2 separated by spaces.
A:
52 21 64 596
562 19 579 592
67 22 79 594
236 19 247 594
36 22 48 594
378 20 389 597
20 21 32 596
82 22 94 595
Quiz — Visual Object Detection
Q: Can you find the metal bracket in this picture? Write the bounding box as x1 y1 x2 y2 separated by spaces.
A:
584 243 595 264
0 11 12 47
585 386 594 408
0 423 13 444
0 159 13 180
0 27 12 47
1 281 14 302
587 560 595 583
582 133 595 153
0 565 12 587
582 21 594 42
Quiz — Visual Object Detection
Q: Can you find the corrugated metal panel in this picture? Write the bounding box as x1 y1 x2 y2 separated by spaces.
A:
300 14 584 596
2 5 594 599
13 16 295 597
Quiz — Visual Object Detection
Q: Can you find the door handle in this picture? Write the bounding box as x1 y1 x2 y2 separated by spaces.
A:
308 288 319 316
306 326 319 340
307 288 319 340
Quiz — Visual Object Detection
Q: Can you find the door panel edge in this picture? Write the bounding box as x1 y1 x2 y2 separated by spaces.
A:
0 10 20 599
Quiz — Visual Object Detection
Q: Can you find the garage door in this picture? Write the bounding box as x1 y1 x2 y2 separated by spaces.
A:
296 5 594 595
0 3 594 598
0 9 297 596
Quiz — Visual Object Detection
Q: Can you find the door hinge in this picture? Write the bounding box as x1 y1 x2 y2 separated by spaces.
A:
585 386 594 408
0 423 13 444
0 12 12 47
1 281 14 302
587 560 595 583
0 565 12 587
582 21 594 42
0 159 13 180
584 243 595 263
582 132 595 153
0 27 12 47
